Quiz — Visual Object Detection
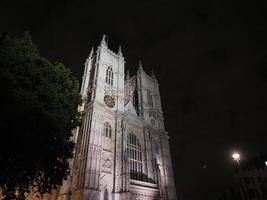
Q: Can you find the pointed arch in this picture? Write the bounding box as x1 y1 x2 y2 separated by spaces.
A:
103 122 112 138
147 89 153 107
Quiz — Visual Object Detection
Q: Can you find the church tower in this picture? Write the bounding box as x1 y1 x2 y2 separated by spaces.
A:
56 36 177 200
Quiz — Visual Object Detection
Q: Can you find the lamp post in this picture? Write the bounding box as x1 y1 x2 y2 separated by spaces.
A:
232 152 249 199
232 152 241 170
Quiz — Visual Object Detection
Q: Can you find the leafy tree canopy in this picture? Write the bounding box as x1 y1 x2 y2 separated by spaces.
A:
0 32 82 200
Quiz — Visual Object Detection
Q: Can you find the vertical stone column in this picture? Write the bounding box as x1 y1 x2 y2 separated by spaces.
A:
112 118 130 200
121 118 130 199
121 119 130 193
137 63 144 118
82 111 102 199
113 117 122 194
162 136 177 200
144 129 154 183
157 133 177 200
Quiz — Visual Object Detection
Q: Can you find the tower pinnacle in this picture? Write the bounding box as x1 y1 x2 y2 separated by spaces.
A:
126 70 130 80
118 45 123 56
152 69 156 79
101 34 107 46
138 59 143 71
55 36 177 200
89 47 94 58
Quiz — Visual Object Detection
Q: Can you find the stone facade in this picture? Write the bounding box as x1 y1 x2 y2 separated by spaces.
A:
55 36 177 200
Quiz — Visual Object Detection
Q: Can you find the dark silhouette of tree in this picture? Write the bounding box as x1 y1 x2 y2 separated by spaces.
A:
0 32 82 200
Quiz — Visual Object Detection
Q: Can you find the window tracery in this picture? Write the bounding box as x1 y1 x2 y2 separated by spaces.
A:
105 66 113 86
103 122 112 138
127 133 143 181
147 90 153 107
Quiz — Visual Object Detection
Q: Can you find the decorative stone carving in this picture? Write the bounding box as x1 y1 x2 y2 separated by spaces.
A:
148 109 157 119
102 158 112 173
54 36 177 200
104 85 116 97
101 153 112 173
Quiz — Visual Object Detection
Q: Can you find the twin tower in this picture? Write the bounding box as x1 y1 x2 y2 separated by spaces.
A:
56 35 177 200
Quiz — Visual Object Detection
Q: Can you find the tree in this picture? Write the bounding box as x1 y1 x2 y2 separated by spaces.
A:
0 32 82 200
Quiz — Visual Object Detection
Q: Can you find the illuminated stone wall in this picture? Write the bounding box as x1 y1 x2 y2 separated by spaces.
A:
54 36 177 200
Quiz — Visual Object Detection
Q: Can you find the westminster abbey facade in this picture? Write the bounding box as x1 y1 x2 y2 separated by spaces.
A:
43 36 176 200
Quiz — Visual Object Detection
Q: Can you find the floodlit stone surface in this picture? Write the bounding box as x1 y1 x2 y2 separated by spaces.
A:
49 36 177 200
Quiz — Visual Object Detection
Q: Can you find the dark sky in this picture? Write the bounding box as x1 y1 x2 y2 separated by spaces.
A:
2 0 267 199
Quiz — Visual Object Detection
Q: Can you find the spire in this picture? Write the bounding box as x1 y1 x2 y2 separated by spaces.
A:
101 34 107 46
152 69 156 79
138 59 143 71
81 51 91 95
126 70 130 80
118 45 123 56
89 47 94 58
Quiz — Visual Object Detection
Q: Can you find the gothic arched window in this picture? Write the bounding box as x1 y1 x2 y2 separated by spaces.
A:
127 133 143 181
147 90 153 107
105 66 113 86
103 122 112 138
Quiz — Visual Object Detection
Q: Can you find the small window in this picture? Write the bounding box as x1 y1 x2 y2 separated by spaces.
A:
105 66 113 86
147 90 153 107
103 122 112 138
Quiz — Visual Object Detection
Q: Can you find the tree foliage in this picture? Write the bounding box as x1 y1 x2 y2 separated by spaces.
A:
0 32 82 200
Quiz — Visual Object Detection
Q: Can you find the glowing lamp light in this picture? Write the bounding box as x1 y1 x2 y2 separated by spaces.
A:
265 161 267 167
232 153 240 161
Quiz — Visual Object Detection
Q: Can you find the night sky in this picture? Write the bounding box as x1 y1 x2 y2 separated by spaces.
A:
2 0 267 199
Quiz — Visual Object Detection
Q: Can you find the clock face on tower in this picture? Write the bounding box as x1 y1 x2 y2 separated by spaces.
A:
104 95 115 108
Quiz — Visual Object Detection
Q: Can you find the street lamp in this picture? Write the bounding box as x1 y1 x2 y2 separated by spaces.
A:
232 152 241 169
